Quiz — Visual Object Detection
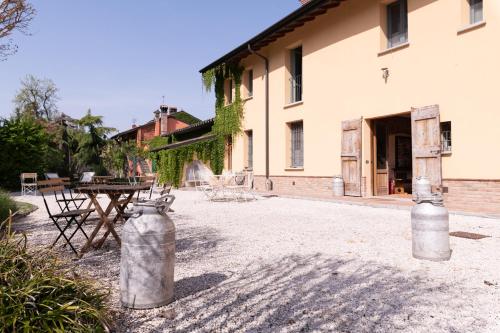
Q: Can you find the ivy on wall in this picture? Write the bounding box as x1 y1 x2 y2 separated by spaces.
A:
155 63 244 187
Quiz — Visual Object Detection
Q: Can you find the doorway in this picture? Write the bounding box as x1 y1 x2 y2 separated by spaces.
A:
373 114 412 197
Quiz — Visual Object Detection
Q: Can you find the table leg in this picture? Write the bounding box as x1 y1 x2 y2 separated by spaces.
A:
79 194 110 256
93 194 122 249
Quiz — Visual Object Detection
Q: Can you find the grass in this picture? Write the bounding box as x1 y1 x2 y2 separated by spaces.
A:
0 190 16 223
0 217 110 332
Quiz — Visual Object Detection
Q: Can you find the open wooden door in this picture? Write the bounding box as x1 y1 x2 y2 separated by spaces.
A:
341 118 362 197
411 105 442 190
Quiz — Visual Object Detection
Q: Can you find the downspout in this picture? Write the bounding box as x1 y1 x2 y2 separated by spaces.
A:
248 44 273 191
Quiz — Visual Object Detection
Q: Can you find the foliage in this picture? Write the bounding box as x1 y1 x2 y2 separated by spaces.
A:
0 0 35 59
0 116 63 189
101 140 142 178
73 109 116 175
0 232 109 332
157 137 224 187
0 191 16 223
156 64 243 186
172 111 201 125
14 75 59 121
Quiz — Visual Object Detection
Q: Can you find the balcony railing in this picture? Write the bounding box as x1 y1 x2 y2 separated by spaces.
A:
290 74 302 103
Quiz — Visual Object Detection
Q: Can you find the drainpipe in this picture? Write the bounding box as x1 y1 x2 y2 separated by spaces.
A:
248 44 273 191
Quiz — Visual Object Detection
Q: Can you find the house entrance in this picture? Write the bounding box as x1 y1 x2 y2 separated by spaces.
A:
373 114 412 197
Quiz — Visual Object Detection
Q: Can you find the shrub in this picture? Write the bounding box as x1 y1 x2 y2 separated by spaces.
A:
0 233 110 332
0 190 16 223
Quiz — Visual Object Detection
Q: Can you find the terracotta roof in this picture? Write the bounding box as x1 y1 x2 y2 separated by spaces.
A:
162 118 214 137
199 0 346 73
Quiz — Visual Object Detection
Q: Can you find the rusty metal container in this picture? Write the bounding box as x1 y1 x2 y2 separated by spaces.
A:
411 193 451 261
120 196 176 309
332 176 345 197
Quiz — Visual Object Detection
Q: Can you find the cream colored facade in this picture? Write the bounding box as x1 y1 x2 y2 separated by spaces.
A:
220 0 499 199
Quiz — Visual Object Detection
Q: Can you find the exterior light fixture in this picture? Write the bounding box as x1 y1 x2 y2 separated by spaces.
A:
381 67 389 83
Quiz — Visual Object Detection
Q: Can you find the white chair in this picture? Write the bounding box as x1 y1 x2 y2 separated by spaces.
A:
20 173 38 196
79 172 95 184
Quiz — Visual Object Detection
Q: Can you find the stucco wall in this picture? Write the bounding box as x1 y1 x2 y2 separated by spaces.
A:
229 0 499 186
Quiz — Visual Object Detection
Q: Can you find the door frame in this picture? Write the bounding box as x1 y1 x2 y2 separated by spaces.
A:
369 111 412 197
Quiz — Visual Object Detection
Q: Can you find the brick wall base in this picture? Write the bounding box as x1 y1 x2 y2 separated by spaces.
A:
443 179 500 213
253 176 500 214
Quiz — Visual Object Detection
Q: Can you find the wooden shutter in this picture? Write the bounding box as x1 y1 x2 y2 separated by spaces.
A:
291 122 303 168
411 105 442 190
341 118 362 197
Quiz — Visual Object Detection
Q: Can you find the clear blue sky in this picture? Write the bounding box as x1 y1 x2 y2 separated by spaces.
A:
0 0 299 131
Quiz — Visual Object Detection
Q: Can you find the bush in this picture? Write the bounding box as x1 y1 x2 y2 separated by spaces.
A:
0 116 63 190
0 234 110 332
0 191 16 223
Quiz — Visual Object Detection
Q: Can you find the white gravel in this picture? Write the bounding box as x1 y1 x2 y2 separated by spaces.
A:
13 190 500 333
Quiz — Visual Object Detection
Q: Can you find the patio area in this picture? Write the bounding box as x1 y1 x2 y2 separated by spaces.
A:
14 190 500 333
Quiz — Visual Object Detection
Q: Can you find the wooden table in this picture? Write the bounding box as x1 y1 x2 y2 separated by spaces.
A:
92 176 115 184
75 184 150 257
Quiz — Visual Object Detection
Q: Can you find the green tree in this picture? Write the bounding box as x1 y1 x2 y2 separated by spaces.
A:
14 75 59 121
0 116 63 189
73 109 115 175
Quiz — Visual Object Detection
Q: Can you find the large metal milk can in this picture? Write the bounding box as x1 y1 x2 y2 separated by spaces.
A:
120 195 176 309
413 176 432 199
332 175 345 197
411 193 451 261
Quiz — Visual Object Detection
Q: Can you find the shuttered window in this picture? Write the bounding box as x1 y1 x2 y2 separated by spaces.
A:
247 130 253 169
291 122 304 168
469 0 483 24
387 0 408 48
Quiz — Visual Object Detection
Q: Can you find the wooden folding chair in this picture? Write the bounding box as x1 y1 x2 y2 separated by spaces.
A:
38 179 95 255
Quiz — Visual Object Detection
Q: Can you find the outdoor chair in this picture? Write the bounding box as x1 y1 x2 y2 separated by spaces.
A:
20 173 38 196
45 175 87 211
227 171 256 201
38 179 95 255
123 194 176 220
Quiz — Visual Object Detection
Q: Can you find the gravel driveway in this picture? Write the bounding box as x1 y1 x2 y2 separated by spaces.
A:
14 190 500 333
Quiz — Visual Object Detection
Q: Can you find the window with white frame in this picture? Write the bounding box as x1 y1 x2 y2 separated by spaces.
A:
290 121 304 168
469 0 483 24
440 121 452 153
289 46 302 103
245 130 253 169
247 70 253 98
387 0 408 48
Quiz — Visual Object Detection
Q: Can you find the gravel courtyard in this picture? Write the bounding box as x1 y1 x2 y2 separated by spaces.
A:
14 190 500 333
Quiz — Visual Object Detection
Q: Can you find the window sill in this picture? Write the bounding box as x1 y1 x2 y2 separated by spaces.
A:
441 151 452 156
285 167 304 171
457 21 486 35
243 96 253 102
284 101 303 109
378 42 410 57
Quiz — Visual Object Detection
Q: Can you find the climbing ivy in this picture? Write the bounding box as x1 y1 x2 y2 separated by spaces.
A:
156 137 224 187
156 63 244 187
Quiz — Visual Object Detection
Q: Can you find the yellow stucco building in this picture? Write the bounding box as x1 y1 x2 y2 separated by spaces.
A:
201 0 500 211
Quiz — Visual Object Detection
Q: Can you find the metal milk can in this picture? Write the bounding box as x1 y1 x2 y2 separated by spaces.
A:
413 176 432 199
120 195 176 309
411 193 451 261
332 175 345 197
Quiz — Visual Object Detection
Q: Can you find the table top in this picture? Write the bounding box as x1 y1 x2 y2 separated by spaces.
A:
93 176 115 179
76 184 151 194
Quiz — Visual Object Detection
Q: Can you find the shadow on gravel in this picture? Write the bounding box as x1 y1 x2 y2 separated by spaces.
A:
175 273 228 301
134 253 481 333
175 225 225 264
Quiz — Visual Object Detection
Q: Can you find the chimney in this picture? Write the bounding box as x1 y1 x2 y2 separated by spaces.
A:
132 124 137 128
168 106 177 114
154 110 161 136
299 0 311 4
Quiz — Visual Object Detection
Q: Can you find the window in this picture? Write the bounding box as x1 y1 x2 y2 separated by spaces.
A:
440 121 452 153
290 121 304 168
247 70 253 98
387 0 408 48
227 79 233 104
289 46 302 103
469 0 483 24
246 130 253 169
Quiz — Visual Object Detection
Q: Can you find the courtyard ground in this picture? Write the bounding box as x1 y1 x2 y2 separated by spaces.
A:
13 190 500 333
